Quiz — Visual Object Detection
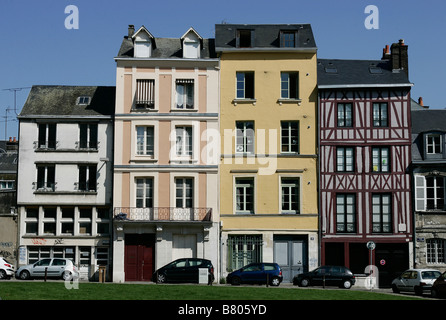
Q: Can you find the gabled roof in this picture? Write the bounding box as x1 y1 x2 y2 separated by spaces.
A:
411 109 446 134
19 85 116 118
214 24 317 52
181 27 203 41
132 25 155 40
317 59 412 88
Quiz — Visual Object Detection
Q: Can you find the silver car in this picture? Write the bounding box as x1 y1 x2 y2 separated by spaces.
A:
391 269 441 295
16 258 78 281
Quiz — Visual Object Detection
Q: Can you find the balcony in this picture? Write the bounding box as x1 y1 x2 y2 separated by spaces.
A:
113 207 212 222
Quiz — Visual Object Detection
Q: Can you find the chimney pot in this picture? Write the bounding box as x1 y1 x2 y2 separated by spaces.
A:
418 97 424 106
9 137 12 142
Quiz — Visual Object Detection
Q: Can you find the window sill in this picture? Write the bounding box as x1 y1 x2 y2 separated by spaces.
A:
232 99 257 106
170 108 198 112
131 108 158 113
277 98 302 105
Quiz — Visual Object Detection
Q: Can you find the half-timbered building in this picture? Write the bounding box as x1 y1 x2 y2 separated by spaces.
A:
318 40 414 285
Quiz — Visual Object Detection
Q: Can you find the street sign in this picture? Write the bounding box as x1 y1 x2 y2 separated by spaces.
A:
366 241 376 250
380 259 386 266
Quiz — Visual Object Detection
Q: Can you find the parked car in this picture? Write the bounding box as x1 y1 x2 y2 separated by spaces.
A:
0 257 15 280
152 258 214 284
391 269 441 295
15 258 78 281
431 271 446 298
226 262 283 286
293 265 356 289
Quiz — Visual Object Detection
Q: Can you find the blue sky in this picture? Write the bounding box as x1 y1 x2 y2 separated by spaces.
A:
1 0 445 139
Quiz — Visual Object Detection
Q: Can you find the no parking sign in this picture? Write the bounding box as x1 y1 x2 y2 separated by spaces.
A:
380 259 386 266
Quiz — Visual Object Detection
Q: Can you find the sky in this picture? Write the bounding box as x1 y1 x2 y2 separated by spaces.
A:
1 0 445 139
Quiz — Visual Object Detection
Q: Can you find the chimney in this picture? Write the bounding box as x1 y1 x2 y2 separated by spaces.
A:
128 25 135 38
390 39 409 78
381 45 390 60
418 97 423 106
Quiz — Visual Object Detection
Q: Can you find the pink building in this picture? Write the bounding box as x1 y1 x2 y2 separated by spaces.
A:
112 26 220 282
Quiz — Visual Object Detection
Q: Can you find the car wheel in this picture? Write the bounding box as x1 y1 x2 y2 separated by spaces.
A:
299 278 310 287
270 276 280 287
19 270 30 280
431 288 438 298
156 273 166 284
414 286 423 296
391 284 399 293
62 271 72 281
0 270 7 280
341 280 352 289
231 276 241 286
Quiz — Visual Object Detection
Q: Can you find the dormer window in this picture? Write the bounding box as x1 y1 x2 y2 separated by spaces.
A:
132 26 154 58
426 133 442 155
237 29 253 48
280 31 296 48
181 28 202 59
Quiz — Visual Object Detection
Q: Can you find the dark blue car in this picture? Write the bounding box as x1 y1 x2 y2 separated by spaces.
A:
226 262 283 286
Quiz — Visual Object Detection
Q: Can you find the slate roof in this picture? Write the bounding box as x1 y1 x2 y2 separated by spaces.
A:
19 86 116 118
116 35 216 59
214 24 317 51
317 59 411 88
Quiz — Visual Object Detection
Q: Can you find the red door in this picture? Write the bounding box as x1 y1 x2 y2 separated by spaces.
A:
125 234 155 281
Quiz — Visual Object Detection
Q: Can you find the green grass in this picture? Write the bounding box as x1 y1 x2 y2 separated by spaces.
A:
0 281 422 300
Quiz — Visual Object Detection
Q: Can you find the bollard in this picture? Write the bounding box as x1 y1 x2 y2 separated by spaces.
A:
44 267 48 282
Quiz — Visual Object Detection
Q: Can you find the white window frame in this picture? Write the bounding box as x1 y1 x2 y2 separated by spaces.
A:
337 147 354 172
281 121 299 153
234 176 255 214
135 178 154 209
236 121 254 154
136 126 154 157
280 177 300 214
426 134 442 155
175 79 195 110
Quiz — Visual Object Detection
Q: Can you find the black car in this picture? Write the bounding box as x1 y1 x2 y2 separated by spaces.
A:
226 262 283 286
152 258 214 284
293 265 356 289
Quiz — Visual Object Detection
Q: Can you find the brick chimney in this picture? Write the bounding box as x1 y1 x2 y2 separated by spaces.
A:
390 39 409 78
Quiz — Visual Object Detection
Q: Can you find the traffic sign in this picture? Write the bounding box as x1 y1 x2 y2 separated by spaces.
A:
366 241 376 250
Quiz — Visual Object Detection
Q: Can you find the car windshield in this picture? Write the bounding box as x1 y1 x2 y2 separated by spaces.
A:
2 258 12 264
35 259 52 266
243 264 262 272
421 271 441 279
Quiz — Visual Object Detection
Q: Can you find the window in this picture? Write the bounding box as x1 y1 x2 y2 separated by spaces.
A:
36 165 55 191
183 40 199 58
427 239 446 264
236 121 254 153
25 207 38 235
426 134 442 155
175 126 193 157
337 103 353 127
61 207 74 235
175 178 193 208
426 176 445 210
136 126 154 156
280 72 299 99
372 147 390 172
176 79 194 109
0 180 14 190
281 178 300 213
373 102 388 127
135 79 155 109
280 31 296 47
372 194 392 233
237 29 253 48
337 147 354 172
38 123 56 149
78 165 97 192
79 208 92 235
235 178 254 214
79 123 98 149
336 194 356 233
236 72 254 99
281 121 299 153
136 178 153 208
77 96 90 105
135 40 151 58
43 207 56 235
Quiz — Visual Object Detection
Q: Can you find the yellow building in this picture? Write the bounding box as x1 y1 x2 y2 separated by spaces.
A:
215 24 319 282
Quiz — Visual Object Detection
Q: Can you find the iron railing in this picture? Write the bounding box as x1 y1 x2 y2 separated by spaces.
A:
113 207 212 222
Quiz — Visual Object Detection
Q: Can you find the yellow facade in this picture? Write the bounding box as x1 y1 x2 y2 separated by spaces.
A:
218 40 319 279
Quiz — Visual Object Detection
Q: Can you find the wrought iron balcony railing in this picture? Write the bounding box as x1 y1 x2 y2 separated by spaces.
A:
113 207 212 222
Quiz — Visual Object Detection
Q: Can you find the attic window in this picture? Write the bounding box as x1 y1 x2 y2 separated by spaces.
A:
237 30 253 48
324 64 338 73
369 66 383 74
280 31 296 48
77 96 91 105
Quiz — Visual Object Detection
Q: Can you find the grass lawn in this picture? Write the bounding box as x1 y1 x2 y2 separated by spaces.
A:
0 281 422 300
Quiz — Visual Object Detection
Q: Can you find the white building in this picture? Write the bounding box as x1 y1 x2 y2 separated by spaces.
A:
17 85 115 280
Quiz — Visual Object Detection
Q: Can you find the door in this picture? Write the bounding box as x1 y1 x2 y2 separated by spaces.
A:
241 263 264 283
49 258 67 277
31 258 52 277
125 234 155 281
274 236 306 282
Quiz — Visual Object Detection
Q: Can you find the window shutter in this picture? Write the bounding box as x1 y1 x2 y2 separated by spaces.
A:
415 175 426 211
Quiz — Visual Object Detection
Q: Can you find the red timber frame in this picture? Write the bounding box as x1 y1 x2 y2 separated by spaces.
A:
319 88 412 268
